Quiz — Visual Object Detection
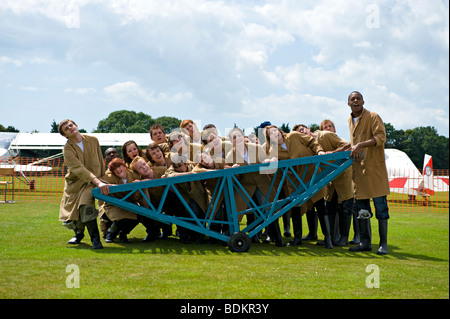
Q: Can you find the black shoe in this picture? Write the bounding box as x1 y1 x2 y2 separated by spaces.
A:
119 231 130 243
302 233 318 241
288 237 303 246
67 230 84 244
142 233 157 242
275 240 286 247
105 232 115 243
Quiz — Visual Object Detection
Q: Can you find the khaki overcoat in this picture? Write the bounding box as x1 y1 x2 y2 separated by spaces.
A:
59 135 105 222
98 169 140 221
348 108 390 199
269 131 325 211
316 131 353 203
225 143 275 214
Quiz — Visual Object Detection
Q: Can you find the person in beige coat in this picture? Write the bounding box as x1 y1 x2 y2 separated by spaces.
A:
99 158 141 243
58 119 111 249
296 125 354 246
226 127 285 247
164 154 209 243
265 125 333 248
345 91 390 255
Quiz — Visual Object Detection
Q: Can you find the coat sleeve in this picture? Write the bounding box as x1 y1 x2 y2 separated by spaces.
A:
371 113 387 147
63 144 97 185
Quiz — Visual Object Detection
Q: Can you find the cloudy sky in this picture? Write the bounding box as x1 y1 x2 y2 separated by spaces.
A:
1 0 448 141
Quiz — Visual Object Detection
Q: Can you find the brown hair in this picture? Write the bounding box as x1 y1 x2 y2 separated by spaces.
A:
264 125 286 154
149 123 166 137
145 142 166 164
320 119 335 131
108 158 126 172
121 140 145 164
57 119 76 137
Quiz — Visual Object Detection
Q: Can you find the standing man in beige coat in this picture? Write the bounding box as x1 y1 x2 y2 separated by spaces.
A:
58 119 111 249
346 91 390 255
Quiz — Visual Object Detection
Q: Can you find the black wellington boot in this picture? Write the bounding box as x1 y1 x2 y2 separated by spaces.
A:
377 219 388 255
302 209 318 240
267 218 286 247
335 214 352 247
85 220 104 249
317 212 333 249
288 207 303 246
350 207 360 244
349 217 372 252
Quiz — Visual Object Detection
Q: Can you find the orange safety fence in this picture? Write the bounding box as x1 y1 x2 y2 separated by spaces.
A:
1 156 449 212
1 156 66 204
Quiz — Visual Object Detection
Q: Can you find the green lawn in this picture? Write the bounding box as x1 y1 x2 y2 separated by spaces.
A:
0 203 448 299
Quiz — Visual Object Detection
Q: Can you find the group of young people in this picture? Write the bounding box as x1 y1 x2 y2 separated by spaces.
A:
58 91 390 255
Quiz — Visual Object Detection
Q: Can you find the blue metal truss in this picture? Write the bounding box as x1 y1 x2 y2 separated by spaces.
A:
92 151 352 251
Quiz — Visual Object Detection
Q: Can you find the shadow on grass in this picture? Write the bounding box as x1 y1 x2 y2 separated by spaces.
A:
68 236 448 263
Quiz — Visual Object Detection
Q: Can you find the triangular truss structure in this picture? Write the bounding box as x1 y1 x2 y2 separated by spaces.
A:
93 151 353 252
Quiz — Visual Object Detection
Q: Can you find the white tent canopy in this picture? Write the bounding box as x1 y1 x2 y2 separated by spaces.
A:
6 133 151 150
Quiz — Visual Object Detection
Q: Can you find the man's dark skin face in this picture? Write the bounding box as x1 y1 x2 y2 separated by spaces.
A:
348 92 365 117
105 148 120 162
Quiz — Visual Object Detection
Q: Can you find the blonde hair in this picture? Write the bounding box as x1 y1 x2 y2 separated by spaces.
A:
129 156 147 172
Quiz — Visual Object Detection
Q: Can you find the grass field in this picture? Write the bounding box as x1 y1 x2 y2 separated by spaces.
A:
0 202 448 300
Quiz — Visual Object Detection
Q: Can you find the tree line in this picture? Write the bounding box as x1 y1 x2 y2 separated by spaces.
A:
2 110 449 169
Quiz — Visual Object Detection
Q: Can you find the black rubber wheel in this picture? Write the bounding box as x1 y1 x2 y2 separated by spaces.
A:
227 232 251 253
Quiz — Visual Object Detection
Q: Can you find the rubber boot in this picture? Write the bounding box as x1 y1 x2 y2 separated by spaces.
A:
288 207 302 246
350 207 360 244
302 209 318 240
317 212 333 249
349 217 372 252
335 214 352 246
327 211 337 245
282 211 291 237
268 218 286 247
85 220 103 249
105 221 119 243
377 219 388 255
67 229 84 244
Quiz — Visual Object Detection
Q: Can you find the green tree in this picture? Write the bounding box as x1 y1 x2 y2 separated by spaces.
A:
402 126 449 169
50 120 58 133
0 124 19 132
309 123 320 132
384 122 405 149
280 123 290 133
154 116 181 133
94 110 155 133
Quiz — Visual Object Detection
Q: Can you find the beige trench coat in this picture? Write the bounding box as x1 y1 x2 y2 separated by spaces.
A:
59 135 105 222
316 131 354 203
348 108 390 199
225 143 275 215
270 131 325 212
98 169 141 221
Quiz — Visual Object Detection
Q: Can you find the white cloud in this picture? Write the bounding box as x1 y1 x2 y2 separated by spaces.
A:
0 0 448 137
103 81 193 105
64 87 96 94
